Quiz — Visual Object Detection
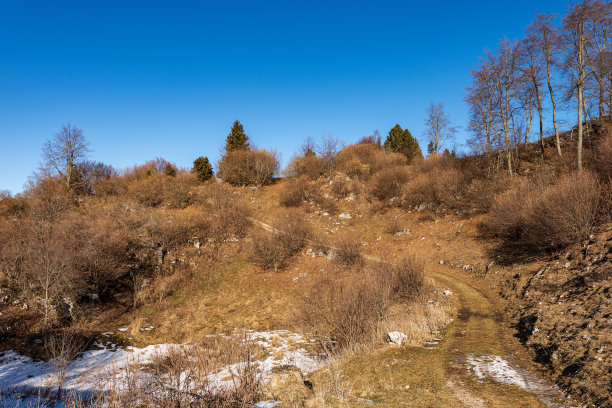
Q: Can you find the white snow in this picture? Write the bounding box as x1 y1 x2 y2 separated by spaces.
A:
0 330 322 407
465 353 561 401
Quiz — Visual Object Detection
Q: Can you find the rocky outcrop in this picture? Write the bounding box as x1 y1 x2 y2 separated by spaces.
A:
500 225 612 408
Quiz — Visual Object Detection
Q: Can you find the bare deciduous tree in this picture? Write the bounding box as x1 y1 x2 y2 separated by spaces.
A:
466 66 499 154
528 14 564 156
521 34 547 159
487 38 523 176
563 1 591 170
42 123 90 190
423 102 457 154
584 0 611 118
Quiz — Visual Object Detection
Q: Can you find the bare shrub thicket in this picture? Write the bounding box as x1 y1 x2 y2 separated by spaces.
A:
489 171 601 250
369 166 411 202
309 184 338 214
592 133 612 184
217 149 279 186
43 330 88 398
299 255 425 353
284 154 325 180
251 210 310 271
333 233 363 267
279 175 311 207
330 176 360 200
402 168 465 209
146 211 212 250
336 144 406 180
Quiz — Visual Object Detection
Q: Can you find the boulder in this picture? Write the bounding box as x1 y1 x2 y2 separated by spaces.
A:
386 331 407 345
266 365 311 404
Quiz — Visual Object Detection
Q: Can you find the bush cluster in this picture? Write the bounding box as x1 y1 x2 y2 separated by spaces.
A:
217 149 279 187
298 254 425 352
251 210 310 271
488 171 601 250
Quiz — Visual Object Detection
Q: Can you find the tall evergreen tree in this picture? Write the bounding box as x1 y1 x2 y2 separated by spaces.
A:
224 120 250 152
384 124 422 163
192 156 213 182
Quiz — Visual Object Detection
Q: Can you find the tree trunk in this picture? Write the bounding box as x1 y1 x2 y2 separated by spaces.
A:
577 25 585 171
534 81 545 161
546 60 562 156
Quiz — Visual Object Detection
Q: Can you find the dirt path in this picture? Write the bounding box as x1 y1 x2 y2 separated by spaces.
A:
251 217 573 407
428 265 569 407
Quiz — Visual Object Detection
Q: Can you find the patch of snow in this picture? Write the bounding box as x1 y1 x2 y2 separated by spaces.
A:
465 354 562 404
254 401 281 408
338 213 351 220
0 330 322 406
117 328 128 332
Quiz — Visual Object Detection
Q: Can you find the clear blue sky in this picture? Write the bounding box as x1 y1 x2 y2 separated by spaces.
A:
0 0 570 194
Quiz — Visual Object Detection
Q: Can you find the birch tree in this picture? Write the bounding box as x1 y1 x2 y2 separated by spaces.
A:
584 0 612 117
563 1 591 170
528 14 563 156
521 34 547 159
423 102 457 154
487 38 522 176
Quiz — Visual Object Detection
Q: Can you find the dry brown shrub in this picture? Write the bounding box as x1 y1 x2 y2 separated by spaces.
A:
336 144 406 180
285 154 325 180
279 175 311 207
463 175 510 213
251 210 310 271
196 181 236 210
298 267 394 352
146 211 213 250
402 168 465 209
390 255 425 299
333 233 363 267
414 153 457 173
0 193 29 217
309 184 338 214
83 334 263 407
369 166 411 201
215 201 252 241
530 171 600 247
217 149 279 186
592 133 612 184
489 171 600 251
161 171 199 208
127 173 168 207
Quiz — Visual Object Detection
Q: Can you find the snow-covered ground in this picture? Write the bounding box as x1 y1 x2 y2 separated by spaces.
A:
465 354 562 406
0 330 322 407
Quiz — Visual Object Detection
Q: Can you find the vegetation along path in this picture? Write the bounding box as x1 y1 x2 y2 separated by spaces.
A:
252 217 574 407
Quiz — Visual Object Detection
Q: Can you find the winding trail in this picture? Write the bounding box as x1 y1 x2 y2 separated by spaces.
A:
251 216 572 407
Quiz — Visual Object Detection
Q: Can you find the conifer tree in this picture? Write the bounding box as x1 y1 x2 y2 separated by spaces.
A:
163 163 177 177
224 120 250 152
192 156 213 182
384 124 422 164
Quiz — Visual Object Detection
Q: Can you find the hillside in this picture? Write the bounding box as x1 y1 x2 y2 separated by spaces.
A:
0 119 610 407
